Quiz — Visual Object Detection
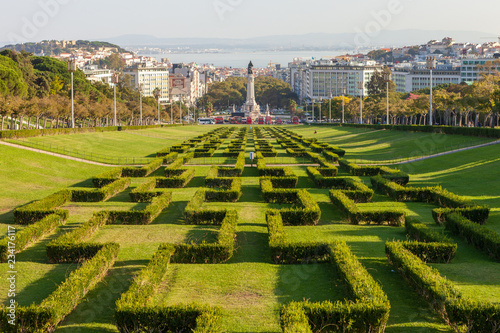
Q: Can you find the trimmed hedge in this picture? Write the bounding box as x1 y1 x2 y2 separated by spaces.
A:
339 159 409 185
205 178 242 202
121 158 163 177
444 213 500 261
116 245 222 333
386 241 500 332
129 178 163 202
280 241 390 333
14 190 71 225
184 189 227 225
266 210 331 264
405 218 452 243
0 213 66 262
371 175 490 224
0 243 119 332
156 169 195 188
92 167 123 187
166 210 238 263
0 124 174 139
268 189 321 226
70 178 131 202
433 206 490 225
107 192 172 225
330 190 405 226
46 211 110 263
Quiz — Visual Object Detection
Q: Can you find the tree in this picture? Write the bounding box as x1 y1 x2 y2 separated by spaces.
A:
0 55 28 97
366 67 395 96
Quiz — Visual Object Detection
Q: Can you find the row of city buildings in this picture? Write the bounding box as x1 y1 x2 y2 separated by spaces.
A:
280 37 500 101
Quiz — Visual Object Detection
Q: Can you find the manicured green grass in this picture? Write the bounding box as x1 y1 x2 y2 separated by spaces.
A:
1 125 499 333
285 125 495 163
7 125 213 161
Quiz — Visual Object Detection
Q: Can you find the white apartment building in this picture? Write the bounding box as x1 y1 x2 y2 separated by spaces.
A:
392 64 461 92
460 56 500 83
124 65 170 103
83 65 113 85
290 59 382 101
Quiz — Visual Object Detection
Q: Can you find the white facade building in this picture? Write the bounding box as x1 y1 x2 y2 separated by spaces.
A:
460 56 500 83
392 64 461 93
289 59 382 101
124 65 170 103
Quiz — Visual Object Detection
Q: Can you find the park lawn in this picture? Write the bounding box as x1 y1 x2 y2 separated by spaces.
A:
1 125 499 332
287 125 494 163
7 125 211 160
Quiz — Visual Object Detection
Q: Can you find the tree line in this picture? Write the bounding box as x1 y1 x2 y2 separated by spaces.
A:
311 67 500 127
0 50 167 130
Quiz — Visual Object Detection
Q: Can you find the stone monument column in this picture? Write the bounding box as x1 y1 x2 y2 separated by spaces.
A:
242 61 260 118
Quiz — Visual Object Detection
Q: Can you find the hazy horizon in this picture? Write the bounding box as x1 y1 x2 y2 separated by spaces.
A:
1 0 499 46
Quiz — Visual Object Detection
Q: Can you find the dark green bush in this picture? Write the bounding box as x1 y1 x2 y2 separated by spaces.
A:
14 190 71 224
70 178 131 202
92 167 123 187
0 213 66 262
444 213 500 261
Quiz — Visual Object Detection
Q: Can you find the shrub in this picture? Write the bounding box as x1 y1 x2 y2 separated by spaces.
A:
107 192 172 225
444 213 500 261
401 240 457 263
0 243 119 332
330 190 405 226
0 213 66 262
129 178 163 202
46 211 109 263
432 206 490 225
92 167 123 187
122 158 163 177
156 169 195 188
71 178 131 202
184 190 227 225
14 190 71 225
166 210 238 263
205 178 242 202
385 240 500 332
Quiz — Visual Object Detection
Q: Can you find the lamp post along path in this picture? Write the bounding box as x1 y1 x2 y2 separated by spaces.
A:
358 81 363 124
384 72 391 125
67 59 77 128
426 56 437 125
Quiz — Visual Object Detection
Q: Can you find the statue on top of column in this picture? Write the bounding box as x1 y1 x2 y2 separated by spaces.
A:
248 61 254 75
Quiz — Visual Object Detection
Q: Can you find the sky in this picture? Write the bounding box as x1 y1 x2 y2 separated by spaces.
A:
1 0 499 45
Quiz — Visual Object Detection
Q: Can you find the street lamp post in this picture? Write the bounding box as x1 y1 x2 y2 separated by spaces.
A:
358 81 363 124
384 72 392 125
112 73 120 126
312 99 315 123
153 87 161 125
67 59 76 128
341 87 346 124
139 84 143 126
329 93 332 123
426 56 437 126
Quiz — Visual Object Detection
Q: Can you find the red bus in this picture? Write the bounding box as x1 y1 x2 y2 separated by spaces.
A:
246 117 253 124
276 118 283 125
292 116 299 125
234 116 242 124
229 117 235 124
265 116 272 125
257 117 264 125
214 117 224 124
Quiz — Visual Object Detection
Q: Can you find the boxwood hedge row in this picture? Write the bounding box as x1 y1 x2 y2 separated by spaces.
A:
0 243 119 332
70 177 131 202
280 242 390 332
386 241 500 332
330 190 405 226
0 212 66 262
13 189 71 225
114 245 223 333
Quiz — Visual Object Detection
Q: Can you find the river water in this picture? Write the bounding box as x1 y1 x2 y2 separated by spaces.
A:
139 50 347 68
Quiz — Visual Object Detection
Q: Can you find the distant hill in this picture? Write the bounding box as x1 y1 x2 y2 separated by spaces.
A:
103 29 495 50
0 40 129 55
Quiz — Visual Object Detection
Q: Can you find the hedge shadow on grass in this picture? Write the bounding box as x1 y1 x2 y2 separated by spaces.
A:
14 263 78 306
56 260 148 333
